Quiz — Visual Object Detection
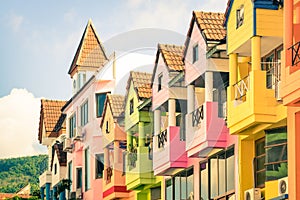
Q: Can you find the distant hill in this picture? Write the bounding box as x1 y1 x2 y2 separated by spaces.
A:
0 155 48 194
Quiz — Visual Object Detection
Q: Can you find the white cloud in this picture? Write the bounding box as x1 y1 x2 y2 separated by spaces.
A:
8 12 24 32
0 88 46 159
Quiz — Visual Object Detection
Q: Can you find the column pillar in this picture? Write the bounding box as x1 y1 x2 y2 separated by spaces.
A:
114 141 120 163
168 99 176 126
229 53 238 85
53 186 57 200
251 36 261 71
127 132 133 151
205 71 213 102
154 109 161 135
59 190 66 200
187 84 195 113
138 122 145 147
45 183 51 200
104 147 109 167
284 0 293 66
40 187 45 200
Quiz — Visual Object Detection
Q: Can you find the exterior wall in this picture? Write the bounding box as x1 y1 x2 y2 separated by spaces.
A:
256 8 283 37
52 153 67 187
185 21 207 85
226 0 253 54
152 54 172 111
125 82 140 131
65 79 114 200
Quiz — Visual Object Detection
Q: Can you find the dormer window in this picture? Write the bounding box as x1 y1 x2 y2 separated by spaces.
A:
78 72 87 90
130 99 134 115
236 5 244 29
193 45 199 63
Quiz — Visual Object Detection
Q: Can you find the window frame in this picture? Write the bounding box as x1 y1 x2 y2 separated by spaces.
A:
129 98 134 115
236 5 244 29
96 93 109 118
158 74 163 91
255 137 266 188
69 113 76 138
84 147 90 191
193 44 199 63
95 153 104 179
81 100 89 126
76 167 82 189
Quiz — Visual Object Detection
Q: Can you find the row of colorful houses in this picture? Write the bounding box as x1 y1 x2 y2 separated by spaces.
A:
38 0 300 199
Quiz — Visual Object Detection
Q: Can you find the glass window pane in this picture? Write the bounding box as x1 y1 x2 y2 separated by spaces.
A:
166 179 172 200
227 154 235 191
210 159 218 198
181 176 187 199
175 176 180 199
187 173 194 200
200 162 208 200
219 157 226 195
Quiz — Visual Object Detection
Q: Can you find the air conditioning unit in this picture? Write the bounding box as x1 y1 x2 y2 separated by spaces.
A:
278 177 288 196
74 127 83 141
63 138 73 152
76 188 82 199
69 191 76 199
244 188 261 200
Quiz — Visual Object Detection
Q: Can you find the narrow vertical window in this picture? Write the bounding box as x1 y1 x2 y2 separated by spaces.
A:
68 161 73 183
255 138 266 188
81 100 88 126
130 99 134 115
85 148 90 191
95 154 104 179
54 163 57 175
69 114 76 138
236 5 244 28
193 44 199 63
77 168 82 189
158 74 163 91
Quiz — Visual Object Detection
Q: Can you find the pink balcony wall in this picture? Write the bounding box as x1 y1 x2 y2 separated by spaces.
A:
186 102 228 158
153 126 187 176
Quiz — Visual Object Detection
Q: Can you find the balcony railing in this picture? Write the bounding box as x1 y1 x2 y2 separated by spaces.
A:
262 61 281 100
106 167 113 183
234 76 249 100
288 41 300 66
192 105 204 127
157 129 167 148
127 145 137 169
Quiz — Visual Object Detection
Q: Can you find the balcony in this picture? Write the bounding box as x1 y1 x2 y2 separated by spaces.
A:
153 126 187 176
227 61 286 134
39 171 52 187
125 146 156 190
288 41 300 66
186 102 228 157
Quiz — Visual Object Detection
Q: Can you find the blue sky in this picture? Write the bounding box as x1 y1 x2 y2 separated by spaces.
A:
0 0 227 158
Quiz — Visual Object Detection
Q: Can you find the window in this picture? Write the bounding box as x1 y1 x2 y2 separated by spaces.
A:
68 161 73 183
69 114 76 138
95 154 104 179
76 168 82 189
54 163 57 175
193 45 199 63
255 138 266 188
96 93 108 117
209 147 235 199
130 99 134 115
81 100 88 126
236 5 244 28
78 72 86 90
85 148 90 191
166 168 194 200
200 162 209 200
106 121 110 133
158 74 163 91
265 127 287 181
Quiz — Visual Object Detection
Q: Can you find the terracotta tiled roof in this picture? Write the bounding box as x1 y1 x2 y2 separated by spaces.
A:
107 94 125 118
158 44 185 71
51 143 67 170
0 193 31 199
38 99 67 143
130 71 152 99
68 19 108 75
194 11 226 41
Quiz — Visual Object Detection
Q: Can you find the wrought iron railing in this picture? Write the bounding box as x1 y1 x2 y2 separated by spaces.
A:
106 167 113 183
288 41 300 66
158 129 167 148
127 145 137 169
192 105 204 127
234 76 249 100
262 61 281 100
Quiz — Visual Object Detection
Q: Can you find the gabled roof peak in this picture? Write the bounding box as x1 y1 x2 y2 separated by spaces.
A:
68 19 108 76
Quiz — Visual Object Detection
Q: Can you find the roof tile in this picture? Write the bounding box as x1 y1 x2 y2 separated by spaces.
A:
130 71 152 99
158 44 185 71
107 94 125 118
194 11 226 41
